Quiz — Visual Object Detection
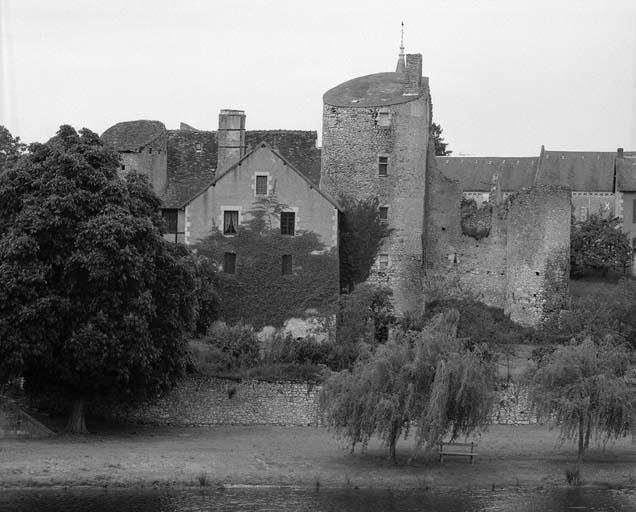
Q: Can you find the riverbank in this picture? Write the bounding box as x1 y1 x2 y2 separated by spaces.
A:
1 424 635 490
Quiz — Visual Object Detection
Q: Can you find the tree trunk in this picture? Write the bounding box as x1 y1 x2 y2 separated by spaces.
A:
388 421 399 463
66 399 88 434
584 410 592 450
577 414 585 462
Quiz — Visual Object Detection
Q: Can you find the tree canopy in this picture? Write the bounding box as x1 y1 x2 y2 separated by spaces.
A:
431 122 452 156
0 126 198 432
319 309 495 461
570 215 631 277
0 126 26 172
527 337 636 461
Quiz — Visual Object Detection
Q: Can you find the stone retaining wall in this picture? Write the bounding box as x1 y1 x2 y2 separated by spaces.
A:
102 376 536 427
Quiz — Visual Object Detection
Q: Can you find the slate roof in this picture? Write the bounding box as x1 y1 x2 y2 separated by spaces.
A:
187 142 340 210
101 120 166 152
617 157 636 191
535 150 616 192
435 156 538 191
323 72 424 107
159 128 321 208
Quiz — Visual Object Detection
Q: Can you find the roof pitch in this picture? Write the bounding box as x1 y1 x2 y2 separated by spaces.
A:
187 142 340 210
617 157 636 191
535 151 616 191
245 130 321 184
323 72 425 107
101 120 166 152
435 156 538 191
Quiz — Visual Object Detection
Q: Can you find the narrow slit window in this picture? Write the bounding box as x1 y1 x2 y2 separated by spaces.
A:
379 206 389 222
224 253 236 274
282 254 292 275
223 210 239 235
378 156 388 176
280 211 295 236
255 175 268 195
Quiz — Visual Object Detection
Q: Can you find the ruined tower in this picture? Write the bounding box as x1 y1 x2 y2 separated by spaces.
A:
320 46 430 314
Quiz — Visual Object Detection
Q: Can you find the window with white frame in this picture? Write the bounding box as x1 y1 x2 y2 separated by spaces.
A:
255 175 268 195
379 206 389 222
223 210 239 235
378 156 388 176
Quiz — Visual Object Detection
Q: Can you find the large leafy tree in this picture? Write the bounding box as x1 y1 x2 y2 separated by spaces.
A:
0 126 26 172
319 309 495 462
527 337 636 461
570 215 631 276
0 126 198 433
338 195 393 293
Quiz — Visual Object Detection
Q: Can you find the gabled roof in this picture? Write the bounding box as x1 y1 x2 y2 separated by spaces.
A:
435 156 538 191
535 150 616 192
101 120 166 152
617 157 636 192
186 142 340 210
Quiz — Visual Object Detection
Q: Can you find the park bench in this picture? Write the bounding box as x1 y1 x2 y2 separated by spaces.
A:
438 441 478 464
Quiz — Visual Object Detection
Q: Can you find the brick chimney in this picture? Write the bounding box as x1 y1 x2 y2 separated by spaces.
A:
617 147 624 158
217 109 246 173
405 54 422 94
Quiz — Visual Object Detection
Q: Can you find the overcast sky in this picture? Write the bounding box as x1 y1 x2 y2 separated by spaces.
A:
1 0 635 155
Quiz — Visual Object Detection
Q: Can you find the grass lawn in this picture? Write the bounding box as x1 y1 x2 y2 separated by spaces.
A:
1 424 635 490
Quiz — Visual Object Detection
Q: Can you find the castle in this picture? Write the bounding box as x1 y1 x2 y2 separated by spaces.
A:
101 44 636 328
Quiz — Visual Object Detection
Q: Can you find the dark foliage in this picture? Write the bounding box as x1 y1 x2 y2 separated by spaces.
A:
0 126 26 173
460 198 492 240
431 122 452 156
0 126 197 431
194 197 339 329
338 195 393 293
571 215 631 277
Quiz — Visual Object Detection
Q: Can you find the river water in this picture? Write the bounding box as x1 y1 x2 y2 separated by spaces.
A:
1 487 636 512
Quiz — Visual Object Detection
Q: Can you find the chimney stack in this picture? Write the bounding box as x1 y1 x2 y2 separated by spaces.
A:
405 54 422 94
617 147 624 158
217 109 246 173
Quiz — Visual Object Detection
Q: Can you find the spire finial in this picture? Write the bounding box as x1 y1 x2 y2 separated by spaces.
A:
396 21 406 73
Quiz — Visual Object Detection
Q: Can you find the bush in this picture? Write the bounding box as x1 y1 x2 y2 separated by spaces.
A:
263 331 334 368
204 321 260 370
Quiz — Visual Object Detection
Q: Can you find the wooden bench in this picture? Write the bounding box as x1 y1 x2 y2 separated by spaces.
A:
439 442 478 464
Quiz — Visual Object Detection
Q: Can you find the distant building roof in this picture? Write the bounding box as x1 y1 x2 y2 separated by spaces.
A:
101 120 166 152
435 156 538 192
535 150 616 192
323 72 425 107
617 157 636 191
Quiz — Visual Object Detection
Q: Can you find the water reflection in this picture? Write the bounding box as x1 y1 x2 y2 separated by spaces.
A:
1 486 636 512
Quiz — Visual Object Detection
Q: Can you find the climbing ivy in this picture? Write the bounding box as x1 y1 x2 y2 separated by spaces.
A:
194 197 339 330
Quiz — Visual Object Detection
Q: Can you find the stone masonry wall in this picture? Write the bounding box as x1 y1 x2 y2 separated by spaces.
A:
321 95 429 313
505 186 571 326
99 376 535 427
119 133 168 195
424 158 508 308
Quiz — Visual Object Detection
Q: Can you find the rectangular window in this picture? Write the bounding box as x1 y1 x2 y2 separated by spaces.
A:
280 211 295 236
195 142 202 152
632 238 636 252
162 209 178 233
378 156 388 176
579 206 588 222
121 164 126 171
282 254 292 275
379 206 389 222
224 252 237 274
378 110 391 127
379 254 389 270
223 210 239 235
255 175 268 195
148 147 152 154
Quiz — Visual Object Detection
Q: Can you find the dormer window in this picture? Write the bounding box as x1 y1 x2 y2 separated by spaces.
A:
195 142 202 152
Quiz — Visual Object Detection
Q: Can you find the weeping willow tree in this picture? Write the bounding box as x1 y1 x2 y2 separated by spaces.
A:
527 337 636 461
318 309 496 462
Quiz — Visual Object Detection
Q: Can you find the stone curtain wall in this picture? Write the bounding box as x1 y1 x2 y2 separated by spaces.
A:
102 376 536 427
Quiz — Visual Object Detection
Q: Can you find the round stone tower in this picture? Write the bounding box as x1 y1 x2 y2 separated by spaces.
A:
321 52 431 314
